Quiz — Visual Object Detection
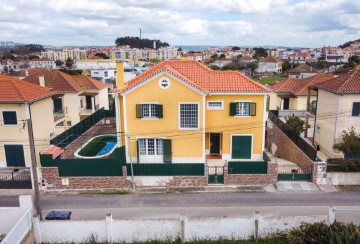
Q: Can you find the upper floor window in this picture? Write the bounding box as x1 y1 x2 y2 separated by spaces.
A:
2 111 18 125
230 102 256 116
136 104 163 119
179 103 199 129
352 102 360 117
104 71 108 77
207 101 224 110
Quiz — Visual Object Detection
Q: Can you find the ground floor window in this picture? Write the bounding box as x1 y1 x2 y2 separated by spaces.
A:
138 138 163 156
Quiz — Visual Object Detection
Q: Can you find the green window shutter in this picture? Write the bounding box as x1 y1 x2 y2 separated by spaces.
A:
230 103 237 116
250 103 256 116
156 104 163 118
352 102 360 116
163 139 172 163
136 140 140 163
136 104 143 118
2 111 17 125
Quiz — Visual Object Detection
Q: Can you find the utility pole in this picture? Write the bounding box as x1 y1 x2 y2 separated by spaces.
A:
26 103 42 220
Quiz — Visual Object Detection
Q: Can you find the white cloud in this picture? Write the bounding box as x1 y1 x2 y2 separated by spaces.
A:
0 0 359 47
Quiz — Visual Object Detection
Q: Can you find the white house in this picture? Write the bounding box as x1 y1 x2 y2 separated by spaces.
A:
257 56 283 73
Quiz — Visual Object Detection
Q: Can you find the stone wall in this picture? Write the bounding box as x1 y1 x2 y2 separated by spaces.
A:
167 176 208 187
224 162 278 185
41 167 132 190
266 120 313 165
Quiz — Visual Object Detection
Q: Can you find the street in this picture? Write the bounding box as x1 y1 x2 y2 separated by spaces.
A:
1 191 360 220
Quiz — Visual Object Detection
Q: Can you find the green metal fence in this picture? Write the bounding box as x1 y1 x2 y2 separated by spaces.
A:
228 161 268 174
50 108 114 148
40 147 126 177
127 163 205 176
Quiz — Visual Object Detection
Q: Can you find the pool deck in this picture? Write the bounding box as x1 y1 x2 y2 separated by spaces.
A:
61 117 116 159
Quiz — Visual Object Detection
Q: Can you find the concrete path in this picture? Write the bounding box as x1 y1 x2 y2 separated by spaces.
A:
276 181 319 191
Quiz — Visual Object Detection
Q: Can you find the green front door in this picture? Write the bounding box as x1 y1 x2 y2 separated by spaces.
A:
232 136 252 159
4 145 25 167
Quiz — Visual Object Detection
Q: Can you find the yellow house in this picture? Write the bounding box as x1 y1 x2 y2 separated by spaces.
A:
113 60 270 164
0 74 55 167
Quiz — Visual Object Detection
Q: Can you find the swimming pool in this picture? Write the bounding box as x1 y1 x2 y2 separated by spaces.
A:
74 134 117 159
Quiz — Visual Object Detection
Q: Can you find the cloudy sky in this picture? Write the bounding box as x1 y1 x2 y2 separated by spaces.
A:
1 0 360 48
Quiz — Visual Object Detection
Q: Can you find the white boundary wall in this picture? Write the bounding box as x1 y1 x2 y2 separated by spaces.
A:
34 213 328 243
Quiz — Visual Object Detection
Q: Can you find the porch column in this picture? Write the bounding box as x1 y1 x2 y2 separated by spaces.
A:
91 96 95 113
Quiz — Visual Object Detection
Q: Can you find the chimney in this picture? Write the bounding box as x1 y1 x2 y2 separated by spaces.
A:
116 61 125 89
39 75 45 87
25 69 29 77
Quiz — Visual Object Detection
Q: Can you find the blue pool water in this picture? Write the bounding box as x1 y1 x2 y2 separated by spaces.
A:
96 141 117 156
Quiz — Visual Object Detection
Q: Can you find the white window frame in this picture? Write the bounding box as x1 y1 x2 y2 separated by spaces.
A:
207 101 224 110
1 110 19 126
234 100 251 117
178 102 200 130
352 101 360 117
138 138 164 163
140 102 159 120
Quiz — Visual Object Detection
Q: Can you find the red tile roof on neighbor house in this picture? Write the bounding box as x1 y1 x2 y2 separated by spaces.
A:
11 68 49 78
288 63 319 74
0 74 54 103
260 56 283 63
269 73 333 96
312 66 360 94
115 60 270 94
24 70 82 93
72 75 108 90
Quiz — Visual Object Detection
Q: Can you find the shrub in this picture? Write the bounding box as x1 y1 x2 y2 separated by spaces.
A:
285 115 305 136
288 221 360 243
327 158 360 172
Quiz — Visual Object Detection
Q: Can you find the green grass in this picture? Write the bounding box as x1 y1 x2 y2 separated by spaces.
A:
78 135 116 157
253 76 287 85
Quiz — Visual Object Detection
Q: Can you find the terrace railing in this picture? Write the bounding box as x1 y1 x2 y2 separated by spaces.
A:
268 110 317 161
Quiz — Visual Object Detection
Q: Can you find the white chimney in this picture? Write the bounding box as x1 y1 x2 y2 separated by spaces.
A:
25 69 29 77
39 75 45 87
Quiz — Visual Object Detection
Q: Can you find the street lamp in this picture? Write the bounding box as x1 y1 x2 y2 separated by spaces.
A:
125 131 135 190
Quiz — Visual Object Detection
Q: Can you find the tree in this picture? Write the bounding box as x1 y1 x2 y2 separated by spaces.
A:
333 127 360 158
252 47 268 59
55 60 64 67
221 62 237 70
219 54 226 59
28 55 40 60
282 61 292 72
3 66 8 74
149 58 160 63
65 58 74 68
95 53 110 59
232 46 240 51
209 65 220 70
210 54 219 63
246 62 258 73
115 36 169 49
178 47 183 52
285 115 305 135
60 68 83 75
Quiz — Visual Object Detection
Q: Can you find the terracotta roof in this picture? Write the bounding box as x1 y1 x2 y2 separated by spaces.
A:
40 145 63 158
24 70 83 93
260 56 282 63
11 68 49 78
0 74 54 103
313 66 360 94
30 58 53 62
288 64 318 74
72 75 108 90
115 60 270 94
269 74 333 96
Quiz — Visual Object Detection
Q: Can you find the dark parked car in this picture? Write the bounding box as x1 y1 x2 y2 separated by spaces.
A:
45 211 72 220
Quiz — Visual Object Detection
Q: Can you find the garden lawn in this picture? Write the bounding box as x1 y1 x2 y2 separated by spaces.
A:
253 76 287 85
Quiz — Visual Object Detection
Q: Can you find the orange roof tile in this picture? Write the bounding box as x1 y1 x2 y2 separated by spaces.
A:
260 56 282 63
11 68 49 78
40 145 63 158
0 74 54 103
116 60 270 94
72 75 108 90
313 66 360 94
269 74 333 96
24 70 83 93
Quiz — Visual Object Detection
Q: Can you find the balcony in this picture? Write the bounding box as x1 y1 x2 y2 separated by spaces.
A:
79 104 99 115
53 108 65 122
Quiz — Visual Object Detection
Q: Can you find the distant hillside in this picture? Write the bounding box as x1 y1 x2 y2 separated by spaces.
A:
339 39 360 48
115 36 169 49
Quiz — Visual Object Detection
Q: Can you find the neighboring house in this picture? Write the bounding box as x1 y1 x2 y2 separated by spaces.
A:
91 68 117 84
311 67 360 158
29 58 56 69
269 74 333 112
239 56 256 64
113 60 270 164
288 63 319 79
23 70 109 134
10 68 49 80
210 59 233 68
257 56 282 73
0 74 55 167
181 53 205 61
